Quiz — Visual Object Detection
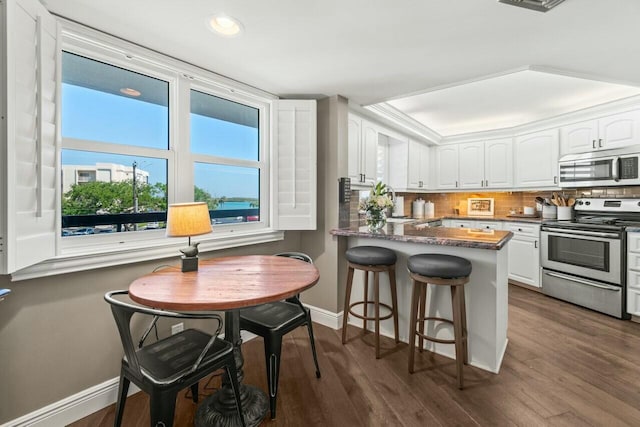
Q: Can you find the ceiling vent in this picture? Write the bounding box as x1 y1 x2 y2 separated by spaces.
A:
498 0 566 12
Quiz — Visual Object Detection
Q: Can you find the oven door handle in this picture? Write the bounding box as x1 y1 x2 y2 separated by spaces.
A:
541 227 621 239
543 271 621 291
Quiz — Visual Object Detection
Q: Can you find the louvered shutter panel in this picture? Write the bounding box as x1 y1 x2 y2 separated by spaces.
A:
3 0 58 273
274 100 317 230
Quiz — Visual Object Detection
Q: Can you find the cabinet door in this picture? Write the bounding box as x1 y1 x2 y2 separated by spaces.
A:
484 138 513 188
347 114 362 182
435 145 459 189
508 236 541 287
514 130 559 187
458 142 485 188
361 119 379 185
560 120 598 155
599 110 640 150
407 140 429 189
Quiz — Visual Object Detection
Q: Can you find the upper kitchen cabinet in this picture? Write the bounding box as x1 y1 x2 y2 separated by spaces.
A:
438 138 513 190
458 142 485 188
560 110 640 155
348 113 378 185
485 138 514 188
407 139 430 189
514 129 559 187
434 145 459 189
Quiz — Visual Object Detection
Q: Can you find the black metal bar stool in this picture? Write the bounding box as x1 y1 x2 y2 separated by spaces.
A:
341 246 399 358
407 253 472 389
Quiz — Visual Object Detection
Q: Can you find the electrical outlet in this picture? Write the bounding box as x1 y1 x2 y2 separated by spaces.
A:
171 322 184 335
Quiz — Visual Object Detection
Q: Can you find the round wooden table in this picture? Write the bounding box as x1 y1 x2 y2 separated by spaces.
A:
129 255 320 427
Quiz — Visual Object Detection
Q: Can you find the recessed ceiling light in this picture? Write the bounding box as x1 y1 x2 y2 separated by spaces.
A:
207 13 243 37
119 88 141 97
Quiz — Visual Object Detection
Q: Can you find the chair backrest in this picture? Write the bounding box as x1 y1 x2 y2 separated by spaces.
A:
104 290 223 384
274 252 313 264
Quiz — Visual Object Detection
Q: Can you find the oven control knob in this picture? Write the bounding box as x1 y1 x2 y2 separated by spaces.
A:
577 200 583 205
585 201 591 206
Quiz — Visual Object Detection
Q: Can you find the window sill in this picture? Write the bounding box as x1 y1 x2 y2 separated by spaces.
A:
10 229 285 281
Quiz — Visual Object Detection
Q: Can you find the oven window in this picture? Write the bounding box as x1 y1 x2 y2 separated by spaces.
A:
548 235 609 271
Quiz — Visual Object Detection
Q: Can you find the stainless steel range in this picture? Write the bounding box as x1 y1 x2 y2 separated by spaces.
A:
541 198 640 319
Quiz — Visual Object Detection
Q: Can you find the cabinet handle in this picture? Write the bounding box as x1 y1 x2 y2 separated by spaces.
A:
485 179 488 187
535 240 538 249
518 228 522 232
455 181 458 188
599 138 603 148
554 176 558 184
593 139 596 149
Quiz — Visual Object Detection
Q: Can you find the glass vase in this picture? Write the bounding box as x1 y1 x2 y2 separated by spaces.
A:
365 209 387 231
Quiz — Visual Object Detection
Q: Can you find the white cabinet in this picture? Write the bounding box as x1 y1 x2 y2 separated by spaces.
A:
407 139 430 189
504 222 541 288
560 110 640 155
348 113 378 185
627 232 640 316
458 142 485 188
514 129 559 188
438 138 513 190
434 145 459 189
484 138 513 188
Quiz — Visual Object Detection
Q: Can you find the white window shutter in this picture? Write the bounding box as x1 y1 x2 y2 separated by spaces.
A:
2 0 59 273
274 99 317 230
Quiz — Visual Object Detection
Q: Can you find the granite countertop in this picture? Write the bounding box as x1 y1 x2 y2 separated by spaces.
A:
330 222 513 250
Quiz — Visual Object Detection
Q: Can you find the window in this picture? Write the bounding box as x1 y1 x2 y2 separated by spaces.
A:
3 17 315 279
61 52 169 237
190 90 262 224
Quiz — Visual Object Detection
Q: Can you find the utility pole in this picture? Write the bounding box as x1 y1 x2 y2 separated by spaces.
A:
132 161 138 231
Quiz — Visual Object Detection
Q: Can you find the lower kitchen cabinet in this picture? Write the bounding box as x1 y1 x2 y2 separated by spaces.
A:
627 232 640 316
504 222 541 288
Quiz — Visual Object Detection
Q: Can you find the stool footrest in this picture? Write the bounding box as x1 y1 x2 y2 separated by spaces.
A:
348 301 394 321
414 316 467 345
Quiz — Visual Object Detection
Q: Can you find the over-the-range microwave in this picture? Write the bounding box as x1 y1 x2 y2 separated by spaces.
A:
558 145 640 187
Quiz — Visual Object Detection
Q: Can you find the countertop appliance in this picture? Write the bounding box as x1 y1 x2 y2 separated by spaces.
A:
558 145 640 188
541 198 640 319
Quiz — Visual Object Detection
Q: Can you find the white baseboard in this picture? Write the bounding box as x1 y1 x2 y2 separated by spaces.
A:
305 303 342 330
1 311 338 427
1 379 141 427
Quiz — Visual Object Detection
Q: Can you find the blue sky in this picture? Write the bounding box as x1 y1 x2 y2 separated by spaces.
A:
61 83 259 199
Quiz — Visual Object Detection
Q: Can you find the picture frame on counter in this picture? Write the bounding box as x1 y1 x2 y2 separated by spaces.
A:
468 198 494 216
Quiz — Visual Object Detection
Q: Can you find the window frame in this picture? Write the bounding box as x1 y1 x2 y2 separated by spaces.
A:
11 17 284 280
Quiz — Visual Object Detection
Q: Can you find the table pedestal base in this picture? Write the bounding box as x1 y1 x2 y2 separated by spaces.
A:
195 384 268 427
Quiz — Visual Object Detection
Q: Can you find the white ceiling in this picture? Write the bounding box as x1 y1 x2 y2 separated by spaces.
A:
43 0 640 136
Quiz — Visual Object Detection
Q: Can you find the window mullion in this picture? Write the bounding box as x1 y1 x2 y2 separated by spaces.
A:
62 137 171 160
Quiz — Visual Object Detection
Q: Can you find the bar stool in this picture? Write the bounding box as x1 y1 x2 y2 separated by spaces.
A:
407 253 472 389
341 246 399 358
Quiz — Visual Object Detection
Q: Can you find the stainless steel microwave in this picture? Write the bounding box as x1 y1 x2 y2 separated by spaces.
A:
558 145 640 187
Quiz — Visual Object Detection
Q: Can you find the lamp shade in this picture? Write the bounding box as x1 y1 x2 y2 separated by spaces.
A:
165 202 212 237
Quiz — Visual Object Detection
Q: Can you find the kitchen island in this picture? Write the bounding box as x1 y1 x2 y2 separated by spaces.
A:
330 222 512 373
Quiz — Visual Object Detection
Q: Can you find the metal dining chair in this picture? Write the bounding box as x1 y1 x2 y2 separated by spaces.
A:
238 252 321 419
104 290 245 427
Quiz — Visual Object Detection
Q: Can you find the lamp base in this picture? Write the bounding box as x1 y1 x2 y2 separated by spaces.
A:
181 256 198 272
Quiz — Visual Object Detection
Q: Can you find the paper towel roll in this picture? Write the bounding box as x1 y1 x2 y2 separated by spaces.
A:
412 199 425 218
393 196 405 216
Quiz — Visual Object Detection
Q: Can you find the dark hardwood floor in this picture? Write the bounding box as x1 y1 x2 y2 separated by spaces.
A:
70 285 640 426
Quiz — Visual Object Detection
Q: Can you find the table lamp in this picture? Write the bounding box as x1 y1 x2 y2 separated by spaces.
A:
166 202 212 272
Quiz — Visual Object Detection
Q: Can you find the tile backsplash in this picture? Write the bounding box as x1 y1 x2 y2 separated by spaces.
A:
346 186 640 220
